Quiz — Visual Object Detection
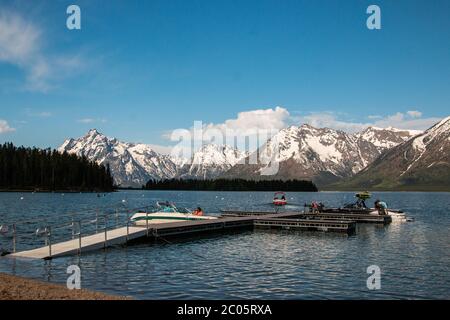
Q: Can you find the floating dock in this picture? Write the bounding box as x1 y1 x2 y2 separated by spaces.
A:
221 210 392 224
254 218 356 234
6 211 360 260
9 216 255 260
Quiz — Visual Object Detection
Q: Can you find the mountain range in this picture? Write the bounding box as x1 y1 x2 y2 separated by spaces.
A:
58 122 431 188
58 130 247 187
59 129 178 187
221 124 420 186
332 116 450 191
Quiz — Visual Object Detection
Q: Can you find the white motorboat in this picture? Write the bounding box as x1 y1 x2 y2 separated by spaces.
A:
368 209 411 222
322 192 413 222
130 201 218 225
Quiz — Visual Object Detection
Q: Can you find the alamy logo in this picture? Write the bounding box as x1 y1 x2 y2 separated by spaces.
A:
366 5 381 30
66 5 81 30
366 265 381 290
66 265 81 289
170 121 281 175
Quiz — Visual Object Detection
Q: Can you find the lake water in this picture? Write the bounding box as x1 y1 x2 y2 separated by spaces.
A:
0 190 449 299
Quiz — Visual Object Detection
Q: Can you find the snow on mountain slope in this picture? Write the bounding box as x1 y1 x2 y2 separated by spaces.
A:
222 124 419 186
58 129 178 187
59 123 424 188
355 126 421 151
401 116 450 175
336 116 450 190
259 124 367 176
177 144 248 179
59 130 248 186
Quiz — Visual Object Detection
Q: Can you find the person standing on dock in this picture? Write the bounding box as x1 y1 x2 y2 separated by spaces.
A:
311 201 319 214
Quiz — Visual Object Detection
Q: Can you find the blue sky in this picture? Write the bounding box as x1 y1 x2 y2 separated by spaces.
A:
0 0 449 151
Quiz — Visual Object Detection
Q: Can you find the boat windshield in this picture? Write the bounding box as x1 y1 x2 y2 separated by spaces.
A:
142 202 193 214
177 207 191 214
160 205 177 213
274 192 286 200
155 201 192 214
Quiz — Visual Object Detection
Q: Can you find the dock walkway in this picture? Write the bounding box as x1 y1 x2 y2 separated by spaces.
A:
10 215 258 260
8 210 382 260
221 210 392 224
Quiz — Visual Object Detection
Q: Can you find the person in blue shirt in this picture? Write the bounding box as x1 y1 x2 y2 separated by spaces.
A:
375 200 388 215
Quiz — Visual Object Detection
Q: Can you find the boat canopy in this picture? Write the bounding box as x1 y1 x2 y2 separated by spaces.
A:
273 191 286 199
355 191 371 200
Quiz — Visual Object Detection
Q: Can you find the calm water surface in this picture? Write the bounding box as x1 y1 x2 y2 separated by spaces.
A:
0 191 449 299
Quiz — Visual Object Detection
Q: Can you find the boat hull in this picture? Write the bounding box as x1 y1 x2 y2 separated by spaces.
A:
130 212 218 226
273 200 287 206
320 208 409 222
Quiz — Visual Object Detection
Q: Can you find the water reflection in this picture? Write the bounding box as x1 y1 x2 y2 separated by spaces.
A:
0 191 449 299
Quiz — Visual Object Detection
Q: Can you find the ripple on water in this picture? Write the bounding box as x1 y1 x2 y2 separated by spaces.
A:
1 191 450 299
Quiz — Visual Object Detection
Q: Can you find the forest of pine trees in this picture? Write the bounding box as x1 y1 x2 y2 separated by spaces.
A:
0 142 115 192
144 178 318 192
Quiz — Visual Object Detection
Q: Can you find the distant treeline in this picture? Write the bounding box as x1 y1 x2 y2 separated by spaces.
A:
144 178 318 192
0 142 115 192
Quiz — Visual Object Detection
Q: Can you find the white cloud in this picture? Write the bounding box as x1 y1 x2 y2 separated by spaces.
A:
78 118 95 124
166 106 289 146
0 11 83 92
0 12 40 63
0 120 15 133
298 111 442 133
147 144 173 155
203 106 290 136
371 112 440 131
77 118 107 124
161 107 444 158
164 107 290 157
300 112 368 133
406 110 422 118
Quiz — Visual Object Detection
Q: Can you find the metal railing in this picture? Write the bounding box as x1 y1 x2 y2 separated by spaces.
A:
0 205 152 258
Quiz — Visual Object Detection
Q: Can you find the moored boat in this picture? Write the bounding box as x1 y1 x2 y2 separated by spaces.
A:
307 192 412 222
273 192 287 206
130 201 218 225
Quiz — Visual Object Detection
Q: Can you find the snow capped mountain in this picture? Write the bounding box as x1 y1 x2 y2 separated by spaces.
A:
355 126 421 152
223 125 364 185
336 117 450 190
400 116 450 176
177 144 248 179
58 130 248 187
58 123 426 188
58 129 178 187
222 124 419 186
267 124 370 175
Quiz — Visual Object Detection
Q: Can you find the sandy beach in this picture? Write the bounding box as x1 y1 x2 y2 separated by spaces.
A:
0 273 127 300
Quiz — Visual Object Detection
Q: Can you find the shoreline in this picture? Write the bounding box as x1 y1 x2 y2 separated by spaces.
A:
0 190 116 193
0 273 128 300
